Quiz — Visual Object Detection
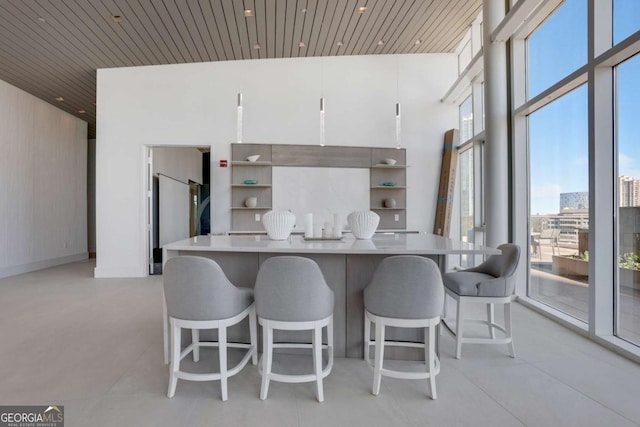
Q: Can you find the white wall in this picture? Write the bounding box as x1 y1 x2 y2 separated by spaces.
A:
152 146 203 184
95 54 458 277
0 79 88 278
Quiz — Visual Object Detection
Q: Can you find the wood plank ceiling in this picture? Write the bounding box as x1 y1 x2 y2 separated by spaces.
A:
0 0 481 138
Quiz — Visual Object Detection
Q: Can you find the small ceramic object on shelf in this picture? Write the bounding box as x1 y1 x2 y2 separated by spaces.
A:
244 196 257 208
347 211 380 240
381 182 396 187
243 179 258 185
383 158 397 165
246 154 260 162
383 198 396 208
262 210 296 240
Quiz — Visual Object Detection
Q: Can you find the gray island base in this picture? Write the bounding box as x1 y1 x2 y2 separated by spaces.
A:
163 233 499 359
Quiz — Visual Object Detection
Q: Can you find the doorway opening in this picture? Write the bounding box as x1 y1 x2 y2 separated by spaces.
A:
146 146 212 275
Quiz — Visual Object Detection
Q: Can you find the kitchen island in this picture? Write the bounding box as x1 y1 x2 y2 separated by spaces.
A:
163 233 499 360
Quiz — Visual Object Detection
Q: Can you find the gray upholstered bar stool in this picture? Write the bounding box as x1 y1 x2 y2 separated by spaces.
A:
163 256 257 401
254 256 335 402
442 243 521 359
363 256 444 399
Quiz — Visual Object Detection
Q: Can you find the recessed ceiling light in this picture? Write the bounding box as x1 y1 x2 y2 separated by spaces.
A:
244 9 254 17
55 96 64 102
336 41 343 47
253 43 261 50
298 41 306 48
78 110 86 114
414 39 422 45
300 8 307 13
358 6 367 13
111 15 124 23
37 17 46 23
377 40 385 46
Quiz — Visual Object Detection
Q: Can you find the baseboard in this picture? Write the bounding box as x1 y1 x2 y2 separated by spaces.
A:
0 253 89 279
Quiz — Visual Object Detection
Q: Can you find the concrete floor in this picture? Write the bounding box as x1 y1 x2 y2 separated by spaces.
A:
2 260 640 426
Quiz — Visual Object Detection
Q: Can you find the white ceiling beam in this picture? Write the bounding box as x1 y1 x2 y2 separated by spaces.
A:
491 0 564 42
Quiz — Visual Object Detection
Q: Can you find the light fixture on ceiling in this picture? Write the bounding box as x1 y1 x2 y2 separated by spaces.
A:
377 40 385 46
300 8 307 13
37 17 46 23
395 58 401 149
78 110 86 114
395 103 401 149
336 41 343 47
320 97 325 147
253 43 261 50
320 59 325 147
358 6 367 13
414 39 422 46
298 41 306 48
55 96 64 102
237 93 243 144
244 9 254 17
111 15 124 23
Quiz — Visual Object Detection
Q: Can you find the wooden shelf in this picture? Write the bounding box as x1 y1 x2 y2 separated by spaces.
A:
371 164 408 169
230 161 273 166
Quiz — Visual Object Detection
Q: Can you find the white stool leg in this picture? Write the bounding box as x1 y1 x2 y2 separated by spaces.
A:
249 306 258 365
487 303 495 339
168 320 180 398
219 326 228 401
455 299 465 359
372 320 385 395
427 325 437 400
192 329 200 362
313 325 324 402
163 295 169 365
328 316 334 370
424 327 429 365
260 324 273 400
440 295 447 336
505 301 516 358
363 312 371 362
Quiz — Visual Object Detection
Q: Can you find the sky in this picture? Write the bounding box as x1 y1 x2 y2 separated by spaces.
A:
528 0 640 214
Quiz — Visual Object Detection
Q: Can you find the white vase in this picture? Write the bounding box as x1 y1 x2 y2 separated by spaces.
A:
347 211 380 239
262 210 296 240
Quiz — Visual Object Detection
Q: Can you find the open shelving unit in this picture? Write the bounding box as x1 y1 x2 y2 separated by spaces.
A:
370 148 407 229
231 144 273 231
230 143 408 232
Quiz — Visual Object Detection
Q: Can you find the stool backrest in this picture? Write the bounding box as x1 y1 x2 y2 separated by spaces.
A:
364 256 444 320
255 256 335 322
164 256 252 321
467 243 520 280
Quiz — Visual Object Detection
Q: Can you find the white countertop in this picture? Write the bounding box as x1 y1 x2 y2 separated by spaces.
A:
163 233 500 255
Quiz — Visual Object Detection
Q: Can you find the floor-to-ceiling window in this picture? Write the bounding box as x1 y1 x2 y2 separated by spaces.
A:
615 53 640 344
453 14 485 268
528 85 589 321
524 0 590 322
508 0 640 355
